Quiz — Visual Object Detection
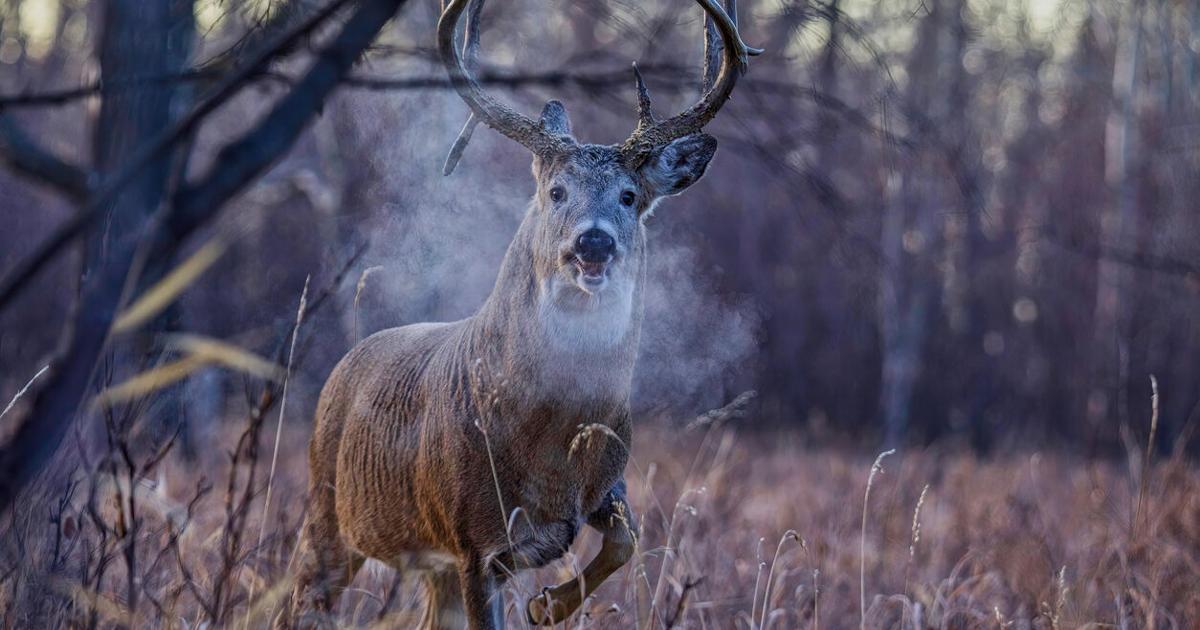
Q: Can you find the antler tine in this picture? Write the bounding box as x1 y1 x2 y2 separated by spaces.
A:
438 0 567 170
632 63 655 129
442 0 483 175
443 115 479 176
621 0 762 168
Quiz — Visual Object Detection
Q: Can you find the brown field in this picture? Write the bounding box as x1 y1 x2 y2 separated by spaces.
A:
4 0 1200 629
2 405 1197 630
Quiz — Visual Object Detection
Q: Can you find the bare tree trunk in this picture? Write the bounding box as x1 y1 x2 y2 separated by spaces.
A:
1188 1 1200 106
90 0 196 455
878 0 943 447
1156 0 1175 116
942 0 992 451
1092 0 1144 430
90 0 194 279
879 181 935 448
815 0 840 149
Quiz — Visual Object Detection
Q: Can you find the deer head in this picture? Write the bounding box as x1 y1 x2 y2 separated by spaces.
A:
438 0 761 320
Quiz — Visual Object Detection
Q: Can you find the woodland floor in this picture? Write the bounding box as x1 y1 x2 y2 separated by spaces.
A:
2 417 1198 629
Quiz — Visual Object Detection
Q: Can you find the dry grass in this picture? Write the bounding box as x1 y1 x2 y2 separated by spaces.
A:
1 410 1197 629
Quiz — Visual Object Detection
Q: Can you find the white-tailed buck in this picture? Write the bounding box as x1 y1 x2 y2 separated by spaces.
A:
282 0 758 627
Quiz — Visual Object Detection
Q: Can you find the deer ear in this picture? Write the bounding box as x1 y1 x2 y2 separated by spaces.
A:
539 100 573 137
641 133 717 199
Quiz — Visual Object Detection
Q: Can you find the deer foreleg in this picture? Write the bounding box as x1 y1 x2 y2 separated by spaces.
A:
526 484 637 626
460 555 505 630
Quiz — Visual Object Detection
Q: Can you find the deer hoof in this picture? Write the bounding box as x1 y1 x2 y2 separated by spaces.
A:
527 588 570 626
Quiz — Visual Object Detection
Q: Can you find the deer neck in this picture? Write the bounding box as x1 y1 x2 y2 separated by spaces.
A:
470 207 644 403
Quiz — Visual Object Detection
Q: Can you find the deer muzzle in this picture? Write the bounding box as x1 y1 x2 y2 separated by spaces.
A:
573 228 616 287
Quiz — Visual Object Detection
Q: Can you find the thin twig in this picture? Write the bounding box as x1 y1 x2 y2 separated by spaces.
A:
664 576 705 629
0 365 49 420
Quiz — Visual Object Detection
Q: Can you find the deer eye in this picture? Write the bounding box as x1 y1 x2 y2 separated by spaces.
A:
619 190 636 207
549 186 566 203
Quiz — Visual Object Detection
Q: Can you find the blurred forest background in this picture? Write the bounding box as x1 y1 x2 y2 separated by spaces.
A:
4 0 1200 459
1 0 1199 628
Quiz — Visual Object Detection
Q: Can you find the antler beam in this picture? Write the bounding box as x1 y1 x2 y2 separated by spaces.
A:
620 0 762 167
438 0 569 163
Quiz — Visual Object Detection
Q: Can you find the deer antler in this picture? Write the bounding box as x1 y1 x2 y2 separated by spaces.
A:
439 0 760 173
441 0 482 176
438 0 569 167
620 0 762 168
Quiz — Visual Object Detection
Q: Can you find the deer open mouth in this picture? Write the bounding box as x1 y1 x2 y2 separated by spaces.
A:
573 257 610 287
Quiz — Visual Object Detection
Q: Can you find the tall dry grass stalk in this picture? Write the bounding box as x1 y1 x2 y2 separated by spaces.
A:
1040 565 1068 630
760 529 799 629
646 485 707 630
861 449 895 630
749 536 766 627
475 417 517 570
1133 374 1159 534
908 483 929 560
811 567 820 630
469 359 522 586
902 482 930 598
243 275 308 629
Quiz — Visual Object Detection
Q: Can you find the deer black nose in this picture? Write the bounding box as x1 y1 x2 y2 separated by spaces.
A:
575 228 615 263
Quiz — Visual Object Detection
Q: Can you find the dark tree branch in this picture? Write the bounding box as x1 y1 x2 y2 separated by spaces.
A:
0 63 847 109
0 0 356 312
0 70 229 110
0 115 92 201
0 65 676 110
344 63 692 91
195 0 326 80
1040 229 1200 279
0 0 406 517
164 0 408 250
